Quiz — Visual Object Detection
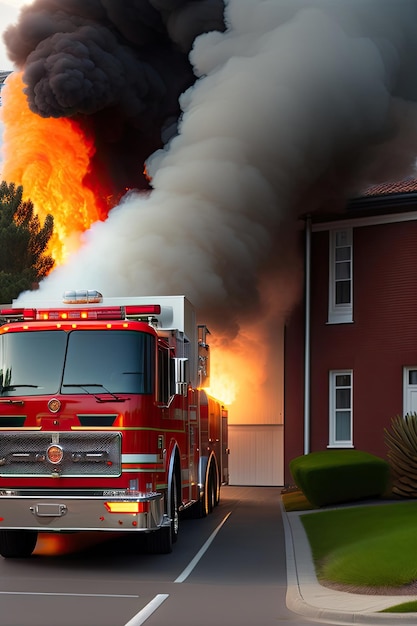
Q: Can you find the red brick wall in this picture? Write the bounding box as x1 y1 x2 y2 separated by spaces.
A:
309 219 417 460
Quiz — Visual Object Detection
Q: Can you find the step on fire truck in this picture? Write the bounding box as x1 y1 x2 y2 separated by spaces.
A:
0 291 229 557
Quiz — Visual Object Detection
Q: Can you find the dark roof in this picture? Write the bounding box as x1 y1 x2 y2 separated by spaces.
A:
362 178 417 197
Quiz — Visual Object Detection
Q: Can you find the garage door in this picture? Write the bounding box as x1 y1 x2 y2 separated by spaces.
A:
228 424 284 486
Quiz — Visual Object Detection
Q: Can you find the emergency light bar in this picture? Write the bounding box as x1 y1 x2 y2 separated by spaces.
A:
63 290 103 304
0 305 162 322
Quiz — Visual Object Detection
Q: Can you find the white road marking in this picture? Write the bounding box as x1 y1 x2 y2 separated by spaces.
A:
174 511 232 583
123 594 169 626
0 591 139 597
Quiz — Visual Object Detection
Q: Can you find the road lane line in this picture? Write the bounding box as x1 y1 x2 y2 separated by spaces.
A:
174 511 232 583
0 591 139 598
123 594 169 626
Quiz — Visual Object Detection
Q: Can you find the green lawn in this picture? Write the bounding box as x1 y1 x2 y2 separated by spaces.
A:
300 500 417 588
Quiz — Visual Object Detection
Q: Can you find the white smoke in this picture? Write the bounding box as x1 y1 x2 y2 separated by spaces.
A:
18 0 417 336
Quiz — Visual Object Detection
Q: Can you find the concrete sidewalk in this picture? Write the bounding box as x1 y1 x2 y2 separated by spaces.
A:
281 500 417 624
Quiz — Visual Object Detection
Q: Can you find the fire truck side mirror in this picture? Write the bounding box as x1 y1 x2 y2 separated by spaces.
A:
174 358 189 397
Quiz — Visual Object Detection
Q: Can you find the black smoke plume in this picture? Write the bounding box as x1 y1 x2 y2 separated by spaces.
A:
4 0 225 193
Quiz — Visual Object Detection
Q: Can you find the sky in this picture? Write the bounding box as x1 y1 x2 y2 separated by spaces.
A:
0 0 32 70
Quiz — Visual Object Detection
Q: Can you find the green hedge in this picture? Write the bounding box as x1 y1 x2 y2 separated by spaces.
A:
289 450 390 507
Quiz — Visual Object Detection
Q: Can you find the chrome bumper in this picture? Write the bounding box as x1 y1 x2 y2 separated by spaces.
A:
0 492 169 532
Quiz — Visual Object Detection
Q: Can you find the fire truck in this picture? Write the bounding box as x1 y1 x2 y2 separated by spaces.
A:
0 291 229 557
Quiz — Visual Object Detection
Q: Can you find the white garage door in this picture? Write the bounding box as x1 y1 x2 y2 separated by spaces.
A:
228 424 284 486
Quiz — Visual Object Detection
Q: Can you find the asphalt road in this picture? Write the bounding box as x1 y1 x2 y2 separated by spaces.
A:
0 486 312 626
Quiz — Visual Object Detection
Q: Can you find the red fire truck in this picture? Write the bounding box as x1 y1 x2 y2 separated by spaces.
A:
0 291 229 557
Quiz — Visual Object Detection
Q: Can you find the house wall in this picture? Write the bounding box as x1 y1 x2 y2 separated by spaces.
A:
309 219 417 461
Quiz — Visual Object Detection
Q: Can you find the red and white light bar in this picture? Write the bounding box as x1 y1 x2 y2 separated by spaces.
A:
0 305 161 322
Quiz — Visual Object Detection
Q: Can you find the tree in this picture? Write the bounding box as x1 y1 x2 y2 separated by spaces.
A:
0 181 54 303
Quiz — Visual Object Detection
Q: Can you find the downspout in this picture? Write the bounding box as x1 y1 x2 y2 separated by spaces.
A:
304 216 311 455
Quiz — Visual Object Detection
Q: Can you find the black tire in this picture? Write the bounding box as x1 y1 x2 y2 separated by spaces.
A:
143 473 179 554
193 462 217 518
0 530 38 558
170 472 180 544
207 465 217 514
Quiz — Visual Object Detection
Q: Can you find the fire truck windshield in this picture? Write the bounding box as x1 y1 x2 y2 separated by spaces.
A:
0 330 155 397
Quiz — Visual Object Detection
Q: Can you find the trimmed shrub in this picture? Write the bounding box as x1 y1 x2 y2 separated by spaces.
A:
289 450 390 507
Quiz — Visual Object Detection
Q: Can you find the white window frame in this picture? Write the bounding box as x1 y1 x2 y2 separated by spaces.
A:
403 366 417 416
328 228 353 324
328 370 353 448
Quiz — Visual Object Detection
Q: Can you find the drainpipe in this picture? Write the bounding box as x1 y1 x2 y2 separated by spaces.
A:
304 215 311 455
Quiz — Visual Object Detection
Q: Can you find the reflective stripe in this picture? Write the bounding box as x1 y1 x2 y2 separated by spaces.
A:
121 454 159 463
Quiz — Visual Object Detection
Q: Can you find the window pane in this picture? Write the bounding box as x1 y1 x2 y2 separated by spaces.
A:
335 281 351 304
335 411 351 440
335 230 351 246
0 331 66 396
336 388 351 409
62 330 154 394
335 374 351 387
336 261 351 280
335 247 351 262
409 370 417 385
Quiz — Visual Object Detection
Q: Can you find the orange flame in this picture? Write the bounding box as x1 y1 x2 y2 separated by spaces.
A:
204 364 237 407
1 73 108 265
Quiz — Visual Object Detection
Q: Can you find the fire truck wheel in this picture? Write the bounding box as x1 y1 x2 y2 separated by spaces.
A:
207 464 217 514
170 472 180 544
195 462 217 518
0 530 38 558
143 473 179 554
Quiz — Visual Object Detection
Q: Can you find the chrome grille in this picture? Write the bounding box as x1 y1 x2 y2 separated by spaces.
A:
0 432 121 477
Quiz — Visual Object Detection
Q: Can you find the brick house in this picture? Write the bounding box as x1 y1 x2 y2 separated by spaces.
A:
284 179 417 485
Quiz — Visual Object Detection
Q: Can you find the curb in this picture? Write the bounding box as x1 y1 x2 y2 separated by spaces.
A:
280 499 417 624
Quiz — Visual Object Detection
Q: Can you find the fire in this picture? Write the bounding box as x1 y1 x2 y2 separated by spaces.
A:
0 73 108 265
205 372 237 407
203 344 238 407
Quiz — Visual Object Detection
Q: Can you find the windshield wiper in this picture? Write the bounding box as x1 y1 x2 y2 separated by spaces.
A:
1 384 39 393
62 383 126 402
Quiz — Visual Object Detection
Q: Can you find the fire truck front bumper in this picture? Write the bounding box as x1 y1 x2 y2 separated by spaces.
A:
0 490 170 532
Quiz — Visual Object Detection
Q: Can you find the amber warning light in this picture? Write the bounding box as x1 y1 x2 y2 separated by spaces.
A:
104 501 149 514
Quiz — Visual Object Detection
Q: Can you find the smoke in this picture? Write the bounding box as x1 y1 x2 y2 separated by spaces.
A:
3 0 225 192
5 0 417 417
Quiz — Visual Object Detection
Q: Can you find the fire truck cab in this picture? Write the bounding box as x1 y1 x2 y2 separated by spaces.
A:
0 291 229 557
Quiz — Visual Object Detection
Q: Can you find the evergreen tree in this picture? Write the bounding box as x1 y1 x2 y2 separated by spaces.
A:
0 181 54 303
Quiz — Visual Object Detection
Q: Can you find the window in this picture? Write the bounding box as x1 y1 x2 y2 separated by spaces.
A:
329 370 353 447
0 329 155 397
63 330 155 395
328 228 353 323
403 367 417 415
0 330 66 396
157 342 175 406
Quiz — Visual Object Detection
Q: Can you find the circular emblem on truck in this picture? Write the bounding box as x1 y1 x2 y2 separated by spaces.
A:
47 444 63 464
48 398 61 413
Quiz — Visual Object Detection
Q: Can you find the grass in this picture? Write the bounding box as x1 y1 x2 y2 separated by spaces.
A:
282 488 417 613
299 500 417 588
381 601 417 613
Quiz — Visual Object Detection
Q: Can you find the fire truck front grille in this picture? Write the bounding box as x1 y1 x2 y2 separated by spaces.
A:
0 432 121 477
